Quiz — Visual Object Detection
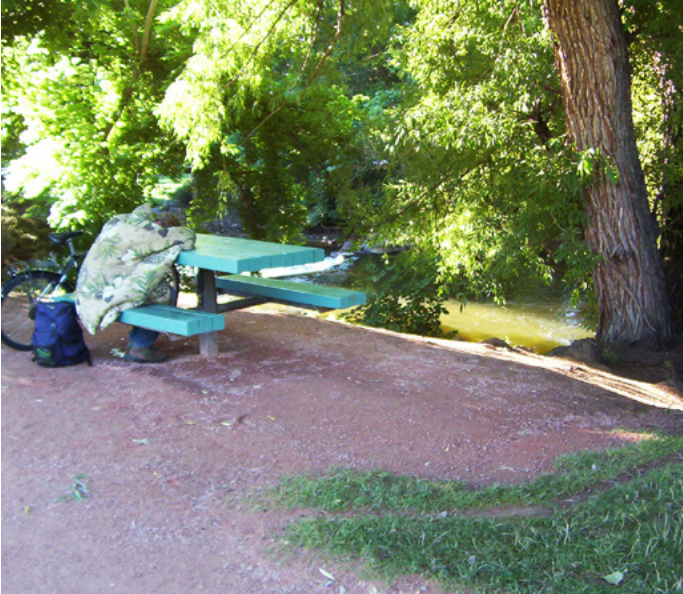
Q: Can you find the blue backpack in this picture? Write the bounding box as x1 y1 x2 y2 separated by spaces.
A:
31 301 92 367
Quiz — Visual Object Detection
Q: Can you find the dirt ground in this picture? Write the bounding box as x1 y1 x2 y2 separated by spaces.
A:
2 307 682 594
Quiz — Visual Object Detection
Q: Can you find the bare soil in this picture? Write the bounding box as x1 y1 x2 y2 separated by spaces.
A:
2 307 682 594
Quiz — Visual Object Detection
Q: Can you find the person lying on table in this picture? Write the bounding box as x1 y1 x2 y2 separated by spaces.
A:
75 204 196 363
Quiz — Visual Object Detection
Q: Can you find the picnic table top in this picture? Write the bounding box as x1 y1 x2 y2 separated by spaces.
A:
176 234 326 274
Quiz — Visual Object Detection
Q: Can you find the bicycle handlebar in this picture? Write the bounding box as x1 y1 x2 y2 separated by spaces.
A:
48 231 84 246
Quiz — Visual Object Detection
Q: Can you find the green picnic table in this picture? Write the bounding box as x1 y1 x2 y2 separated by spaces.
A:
174 234 365 356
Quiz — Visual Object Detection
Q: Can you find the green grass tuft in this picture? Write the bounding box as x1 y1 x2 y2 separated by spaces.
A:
273 433 683 593
275 433 683 513
55 474 89 503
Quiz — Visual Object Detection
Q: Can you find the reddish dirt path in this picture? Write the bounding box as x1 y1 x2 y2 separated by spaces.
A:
2 309 681 594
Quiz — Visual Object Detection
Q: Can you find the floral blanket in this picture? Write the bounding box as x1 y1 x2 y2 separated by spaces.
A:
75 204 196 334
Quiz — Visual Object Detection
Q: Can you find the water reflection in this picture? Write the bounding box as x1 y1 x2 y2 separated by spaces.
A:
441 299 594 354
286 253 595 354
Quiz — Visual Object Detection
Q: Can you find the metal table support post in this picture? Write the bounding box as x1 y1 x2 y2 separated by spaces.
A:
197 268 219 357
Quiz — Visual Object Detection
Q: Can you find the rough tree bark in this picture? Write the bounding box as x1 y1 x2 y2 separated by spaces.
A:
543 0 674 347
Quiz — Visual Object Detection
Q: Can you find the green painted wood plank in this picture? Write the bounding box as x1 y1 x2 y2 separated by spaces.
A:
196 235 316 259
177 234 325 273
57 295 223 335
215 275 366 310
119 305 225 336
186 234 324 268
177 248 263 273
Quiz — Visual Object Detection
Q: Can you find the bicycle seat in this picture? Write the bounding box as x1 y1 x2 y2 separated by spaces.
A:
48 230 84 245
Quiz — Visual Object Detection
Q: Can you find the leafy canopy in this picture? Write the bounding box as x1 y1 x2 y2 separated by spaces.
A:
2 0 682 333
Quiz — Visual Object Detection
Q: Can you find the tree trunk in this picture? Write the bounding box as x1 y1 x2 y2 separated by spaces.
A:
543 0 674 347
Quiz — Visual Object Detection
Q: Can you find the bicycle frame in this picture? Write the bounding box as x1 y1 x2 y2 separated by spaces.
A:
21 237 83 302
31 260 78 300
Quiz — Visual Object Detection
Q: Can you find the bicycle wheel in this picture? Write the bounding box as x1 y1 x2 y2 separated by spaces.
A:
1 271 74 351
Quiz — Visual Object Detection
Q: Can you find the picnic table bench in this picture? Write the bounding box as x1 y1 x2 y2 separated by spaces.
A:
61 273 363 340
214 275 366 311
112 272 365 335
118 304 225 336
55 295 226 337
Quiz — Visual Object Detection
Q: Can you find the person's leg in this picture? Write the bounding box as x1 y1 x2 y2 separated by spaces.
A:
128 327 160 348
124 327 167 363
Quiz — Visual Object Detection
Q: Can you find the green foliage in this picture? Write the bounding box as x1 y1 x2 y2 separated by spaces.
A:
625 0 683 205
625 0 683 334
2 1 188 237
337 0 595 305
288 464 683 593
576 147 619 186
56 474 90 503
276 433 683 513
155 0 403 242
2 0 682 337
1 0 103 49
343 249 453 338
275 434 683 593
1 198 53 275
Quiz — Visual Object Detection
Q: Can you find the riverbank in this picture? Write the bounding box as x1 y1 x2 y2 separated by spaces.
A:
168 203 683 389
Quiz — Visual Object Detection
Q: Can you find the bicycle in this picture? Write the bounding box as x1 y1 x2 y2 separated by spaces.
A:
1 230 180 351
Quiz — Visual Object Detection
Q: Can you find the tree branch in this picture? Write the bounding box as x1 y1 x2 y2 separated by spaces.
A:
226 0 301 88
140 0 159 62
103 0 159 143
242 0 345 143
305 0 344 85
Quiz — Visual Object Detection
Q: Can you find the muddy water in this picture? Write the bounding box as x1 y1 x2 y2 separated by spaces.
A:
282 254 595 354
441 298 594 353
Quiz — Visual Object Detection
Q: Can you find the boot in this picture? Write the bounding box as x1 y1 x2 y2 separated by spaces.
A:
124 345 169 364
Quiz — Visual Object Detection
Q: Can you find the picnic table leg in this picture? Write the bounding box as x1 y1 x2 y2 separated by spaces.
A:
197 268 220 357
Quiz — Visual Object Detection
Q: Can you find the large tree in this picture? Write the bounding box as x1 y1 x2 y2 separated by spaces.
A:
542 0 675 346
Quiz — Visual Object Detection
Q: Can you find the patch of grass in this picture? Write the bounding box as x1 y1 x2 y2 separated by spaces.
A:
275 433 683 513
274 433 683 593
56 474 89 502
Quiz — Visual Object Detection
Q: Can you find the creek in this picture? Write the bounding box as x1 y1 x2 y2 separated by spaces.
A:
267 252 596 354
439 298 594 353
